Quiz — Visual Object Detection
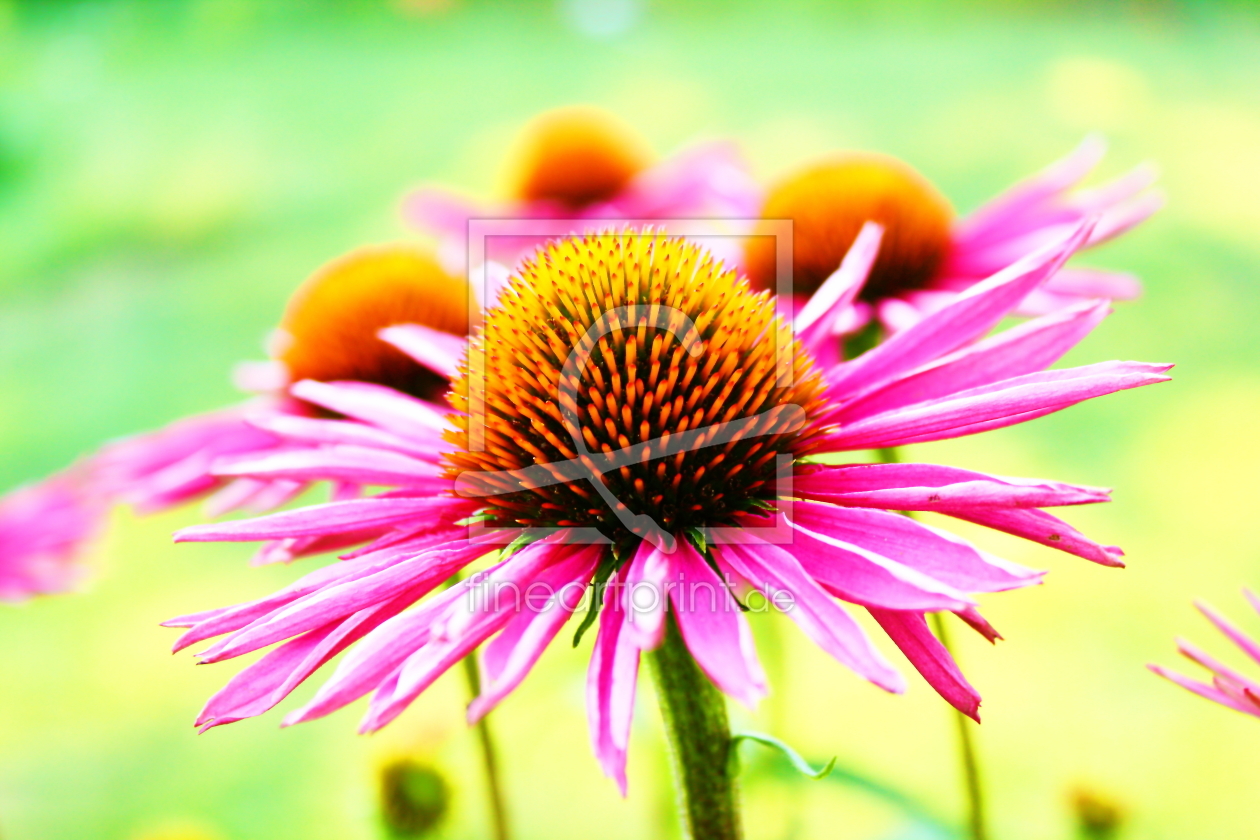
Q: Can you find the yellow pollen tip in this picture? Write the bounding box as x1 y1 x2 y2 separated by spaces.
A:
445 230 828 539
508 106 652 208
746 154 954 301
278 244 469 401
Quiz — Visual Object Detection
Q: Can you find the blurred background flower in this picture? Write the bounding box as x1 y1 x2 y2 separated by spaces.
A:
0 1 1257 838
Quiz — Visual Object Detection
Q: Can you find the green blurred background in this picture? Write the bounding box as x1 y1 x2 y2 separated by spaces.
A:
1 1 1258 838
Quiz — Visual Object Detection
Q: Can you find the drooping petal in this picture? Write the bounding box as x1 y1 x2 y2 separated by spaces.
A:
285 534 569 729
620 539 672 650
0 473 104 601
197 538 489 663
868 608 980 720
668 539 767 708
1042 268 1142 301
783 513 973 611
946 506 1125 567
790 500 1041 595
587 566 641 795
195 587 421 731
717 541 904 692
361 539 584 732
469 544 603 721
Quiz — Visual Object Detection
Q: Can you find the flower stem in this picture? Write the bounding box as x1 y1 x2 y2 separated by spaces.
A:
930 612 989 840
878 446 989 840
647 611 743 840
461 651 511 840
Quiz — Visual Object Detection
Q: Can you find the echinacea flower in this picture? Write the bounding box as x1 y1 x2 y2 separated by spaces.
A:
745 136 1161 336
168 226 1169 794
0 244 469 593
405 105 761 274
1149 592 1260 718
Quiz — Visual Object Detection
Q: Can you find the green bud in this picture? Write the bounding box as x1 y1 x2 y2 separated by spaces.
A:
379 759 450 838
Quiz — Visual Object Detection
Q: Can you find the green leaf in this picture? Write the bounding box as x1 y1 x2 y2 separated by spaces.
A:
571 549 619 648
684 527 708 556
730 731 836 780
502 531 542 558
454 512 497 526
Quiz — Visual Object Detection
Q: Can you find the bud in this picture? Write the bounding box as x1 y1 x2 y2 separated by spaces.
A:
1071 786 1125 839
379 758 451 837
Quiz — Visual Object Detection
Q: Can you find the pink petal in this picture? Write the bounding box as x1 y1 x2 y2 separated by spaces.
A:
587 566 641 795
361 538 582 732
953 136 1105 248
620 539 671 650
290 380 449 439
1086 190 1164 247
1042 269 1142 301
198 538 488 662
1192 603 1260 669
202 478 270 518
826 221 1093 399
868 608 980 720
195 587 419 731
1149 664 1260 717
717 541 903 692
820 360 1172 451
213 445 444 488
955 606 1002 642
287 534 570 728
791 500 1041 595
794 462 1111 510
667 539 767 708
1069 162 1158 216
946 505 1125 567
0 472 104 601
1175 639 1260 694
783 514 973 611
169 539 442 651
249 413 445 460
795 222 883 367
830 299 1111 423
175 495 473 543
469 544 603 721
379 324 467 381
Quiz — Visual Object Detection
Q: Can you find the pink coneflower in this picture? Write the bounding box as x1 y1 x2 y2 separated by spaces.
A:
405 105 761 273
0 245 466 592
1150 592 1260 718
169 225 1168 801
745 136 1161 336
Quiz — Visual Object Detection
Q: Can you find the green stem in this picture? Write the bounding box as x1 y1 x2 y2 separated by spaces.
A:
930 612 989 840
446 572 511 840
461 654 509 840
878 446 989 840
461 648 511 840
647 611 742 840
